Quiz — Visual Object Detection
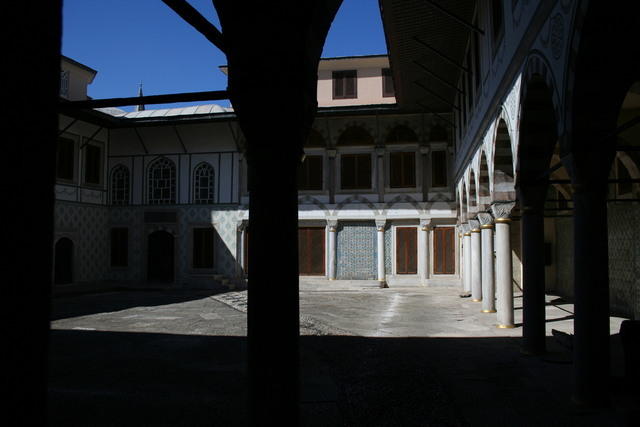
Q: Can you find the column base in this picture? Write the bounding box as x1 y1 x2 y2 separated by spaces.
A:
471 298 482 302
328 278 335 281
497 324 515 329
481 309 497 313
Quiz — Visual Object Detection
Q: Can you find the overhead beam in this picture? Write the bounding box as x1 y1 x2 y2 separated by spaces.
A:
162 0 225 52
413 36 469 73
60 90 229 110
414 80 460 111
413 60 464 94
417 101 456 128
423 0 484 35
79 126 103 149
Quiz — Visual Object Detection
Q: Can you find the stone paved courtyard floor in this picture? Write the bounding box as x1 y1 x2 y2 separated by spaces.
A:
48 281 637 426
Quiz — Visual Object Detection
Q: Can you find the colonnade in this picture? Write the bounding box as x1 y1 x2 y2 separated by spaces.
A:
460 202 515 328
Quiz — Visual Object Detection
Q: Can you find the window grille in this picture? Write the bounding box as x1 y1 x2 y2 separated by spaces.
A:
111 165 130 205
148 157 176 204
193 162 215 204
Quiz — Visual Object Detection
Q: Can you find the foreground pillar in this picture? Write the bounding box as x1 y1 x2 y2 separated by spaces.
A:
492 202 515 328
572 179 610 405
519 186 547 355
478 213 495 313
327 219 337 280
215 2 343 424
469 219 482 302
462 224 472 295
375 218 386 284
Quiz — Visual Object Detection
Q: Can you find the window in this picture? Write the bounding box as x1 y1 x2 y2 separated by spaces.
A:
60 70 70 98
110 165 130 205
56 137 75 181
193 162 215 204
148 157 176 204
332 70 357 99
389 152 416 188
84 144 102 185
193 227 214 269
341 153 371 190
298 155 323 191
432 150 448 187
382 68 395 97
110 228 128 267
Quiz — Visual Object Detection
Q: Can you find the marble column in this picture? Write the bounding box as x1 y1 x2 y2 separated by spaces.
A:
478 213 496 313
469 219 482 302
375 218 386 284
327 219 337 280
376 147 385 203
462 224 472 295
237 221 247 278
492 202 515 328
418 218 431 285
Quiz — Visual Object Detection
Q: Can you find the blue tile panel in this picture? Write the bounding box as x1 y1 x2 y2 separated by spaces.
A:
336 221 377 279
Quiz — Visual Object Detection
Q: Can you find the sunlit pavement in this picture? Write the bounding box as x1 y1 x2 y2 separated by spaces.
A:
48 282 635 426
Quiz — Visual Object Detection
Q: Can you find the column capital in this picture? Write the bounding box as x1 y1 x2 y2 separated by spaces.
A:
468 219 480 232
491 201 516 220
237 220 247 232
326 149 337 158
375 147 386 156
419 218 432 231
460 223 471 235
477 212 494 228
419 146 430 155
327 218 338 232
375 217 387 231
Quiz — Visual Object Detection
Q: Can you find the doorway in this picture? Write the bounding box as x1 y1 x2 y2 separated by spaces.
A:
299 227 325 275
396 227 417 274
147 230 174 282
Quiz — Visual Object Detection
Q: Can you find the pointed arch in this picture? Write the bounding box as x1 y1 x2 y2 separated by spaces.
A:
110 164 130 205
492 118 515 202
337 125 374 146
147 157 177 205
193 162 215 204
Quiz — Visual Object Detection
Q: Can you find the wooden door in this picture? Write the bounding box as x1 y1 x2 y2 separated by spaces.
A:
396 227 417 274
298 227 325 275
433 227 455 274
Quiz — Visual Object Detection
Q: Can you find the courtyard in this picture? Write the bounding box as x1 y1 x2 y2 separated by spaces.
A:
48 281 635 426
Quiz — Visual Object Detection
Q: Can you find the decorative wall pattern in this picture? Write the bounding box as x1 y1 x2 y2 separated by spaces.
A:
608 204 640 319
336 221 376 279
55 202 109 282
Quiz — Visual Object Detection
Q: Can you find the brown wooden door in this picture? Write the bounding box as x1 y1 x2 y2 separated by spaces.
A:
396 227 417 274
299 227 325 275
433 227 455 274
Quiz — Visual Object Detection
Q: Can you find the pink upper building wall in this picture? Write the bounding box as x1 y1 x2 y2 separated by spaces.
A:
317 55 396 107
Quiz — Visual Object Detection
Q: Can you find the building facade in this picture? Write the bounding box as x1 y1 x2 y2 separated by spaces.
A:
56 54 459 289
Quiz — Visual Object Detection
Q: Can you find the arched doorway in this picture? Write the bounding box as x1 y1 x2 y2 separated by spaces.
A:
147 230 175 283
54 237 73 284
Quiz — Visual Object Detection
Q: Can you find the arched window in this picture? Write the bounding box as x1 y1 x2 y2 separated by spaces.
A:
193 162 215 204
148 157 176 204
110 165 130 205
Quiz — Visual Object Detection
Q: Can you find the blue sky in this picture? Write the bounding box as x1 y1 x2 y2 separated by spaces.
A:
62 0 387 110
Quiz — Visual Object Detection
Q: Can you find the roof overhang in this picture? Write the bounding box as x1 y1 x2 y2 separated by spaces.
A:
379 0 477 114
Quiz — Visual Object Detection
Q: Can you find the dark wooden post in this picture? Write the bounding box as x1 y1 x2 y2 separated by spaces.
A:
5 1 61 424
213 2 342 424
518 185 547 356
